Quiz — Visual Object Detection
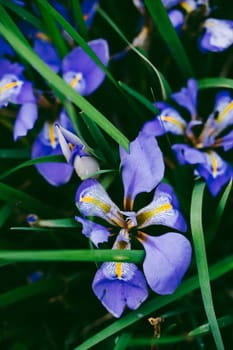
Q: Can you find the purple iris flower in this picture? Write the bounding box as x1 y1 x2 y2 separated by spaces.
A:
0 58 38 140
62 39 109 96
31 39 109 186
142 79 233 196
75 132 192 317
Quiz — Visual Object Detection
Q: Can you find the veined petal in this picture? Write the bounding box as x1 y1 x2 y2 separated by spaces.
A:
62 39 109 96
138 232 192 294
200 19 233 52
171 79 198 118
92 261 148 317
75 179 124 226
196 151 233 196
14 102 38 140
120 132 164 209
75 216 110 247
142 103 186 136
212 90 233 133
31 128 73 186
136 183 187 232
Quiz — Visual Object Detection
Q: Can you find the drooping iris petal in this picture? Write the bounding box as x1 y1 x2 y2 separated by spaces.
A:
92 261 148 317
200 19 233 52
196 151 233 196
75 179 124 226
31 124 73 186
171 79 198 118
138 232 192 294
75 216 110 247
212 90 233 134
14 102 38 140
62 39 109 96
136 183 187 232
120 132 164 208
142 104 186 136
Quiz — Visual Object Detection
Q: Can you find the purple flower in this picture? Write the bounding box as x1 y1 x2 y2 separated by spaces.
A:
62 39 109 96
142 79 233 196
31 39 108 186
200 18 233 52
0 58 38 140
75 132 191 317
31 110 74 186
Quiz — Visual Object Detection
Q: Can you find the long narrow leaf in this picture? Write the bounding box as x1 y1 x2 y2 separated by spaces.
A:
198 77 233 90
0 250 144 263
144 0 194 79
190 180 225 350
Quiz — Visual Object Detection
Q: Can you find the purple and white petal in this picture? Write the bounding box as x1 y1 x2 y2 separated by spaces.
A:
200 19 233 52
196 151 233 196
75 179 124 226
92 261 148 317
138 232 192 294
136 183 187 232
31 126 73 186
75 216 110 247
62 39 109 96
120 132 164 208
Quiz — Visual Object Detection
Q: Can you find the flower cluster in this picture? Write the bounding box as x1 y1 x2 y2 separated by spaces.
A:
75 132 192 317
142 79 233 196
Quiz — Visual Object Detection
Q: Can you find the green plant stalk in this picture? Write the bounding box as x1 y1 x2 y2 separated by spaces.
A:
190 181 225 350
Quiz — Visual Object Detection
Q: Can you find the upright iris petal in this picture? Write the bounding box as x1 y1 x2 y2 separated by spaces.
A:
171 79 198 118
120 132 164 209
62 39 109 96
138 232 192 294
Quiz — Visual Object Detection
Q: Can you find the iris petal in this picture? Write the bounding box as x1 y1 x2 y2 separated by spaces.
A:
196 151 233 196
75 216 110 247
75 179 124 226
200 19 233 52
136 183 187 232
14 102 38 140
171 79 198 118
139 232 192 294
120 132 164 208
62 39 109 96
92 261 148 317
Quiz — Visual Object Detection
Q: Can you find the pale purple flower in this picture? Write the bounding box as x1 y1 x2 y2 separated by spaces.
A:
75 132 191 317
